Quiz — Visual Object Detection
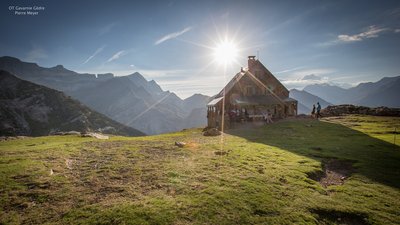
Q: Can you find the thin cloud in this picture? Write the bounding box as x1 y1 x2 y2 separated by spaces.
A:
135 69 189 78
281 76 330 89
317 25 396 47
292 68 335 77
275 66 305 74
99 23 117 36
107 50 126 63
302 74 321 80
154 26 192 45
386 7 400 18
337 25 388 42
82 46 105 65
279 68 335 89
25 45 48 62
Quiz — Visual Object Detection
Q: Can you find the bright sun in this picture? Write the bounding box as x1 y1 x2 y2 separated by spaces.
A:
214 40 238 64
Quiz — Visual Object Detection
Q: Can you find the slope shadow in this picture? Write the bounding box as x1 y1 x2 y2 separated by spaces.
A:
225 118 400 189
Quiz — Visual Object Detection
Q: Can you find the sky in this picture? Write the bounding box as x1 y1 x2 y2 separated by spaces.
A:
1 0 400 98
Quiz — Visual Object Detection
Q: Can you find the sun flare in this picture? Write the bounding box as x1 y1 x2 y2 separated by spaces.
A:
213 40 238 64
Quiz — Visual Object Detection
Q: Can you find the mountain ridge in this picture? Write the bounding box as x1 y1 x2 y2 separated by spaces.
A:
304 76 400 107
0 56 210 135
0 70 145 137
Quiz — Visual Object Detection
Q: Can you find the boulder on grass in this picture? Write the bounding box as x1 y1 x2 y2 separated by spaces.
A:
203 128 221 136
175 141 186 148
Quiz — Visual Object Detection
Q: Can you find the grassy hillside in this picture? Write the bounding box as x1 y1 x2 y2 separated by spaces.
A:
0 115 399 224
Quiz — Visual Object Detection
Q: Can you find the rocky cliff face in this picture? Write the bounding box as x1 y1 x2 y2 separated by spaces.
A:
0 70 145 137
321 105 400 117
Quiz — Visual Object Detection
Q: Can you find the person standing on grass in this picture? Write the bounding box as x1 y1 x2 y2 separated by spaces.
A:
266 110 273 124
263 111 268 124
316 102 322 119
311 104 316 118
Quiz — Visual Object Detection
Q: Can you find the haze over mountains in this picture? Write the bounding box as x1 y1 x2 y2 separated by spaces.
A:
0 56 210 135
0 70 144 136
289 76 400 114
303 76 400 108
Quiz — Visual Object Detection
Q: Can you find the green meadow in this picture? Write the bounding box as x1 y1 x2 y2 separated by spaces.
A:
1 115 399 224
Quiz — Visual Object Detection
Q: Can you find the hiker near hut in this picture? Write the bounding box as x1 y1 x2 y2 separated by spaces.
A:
264 110 273 124
267 110 273 123
311 104 316 118
244 108 249 121
316 102 322 119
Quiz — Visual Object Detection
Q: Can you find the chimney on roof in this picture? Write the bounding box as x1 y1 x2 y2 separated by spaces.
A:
248 56 256 72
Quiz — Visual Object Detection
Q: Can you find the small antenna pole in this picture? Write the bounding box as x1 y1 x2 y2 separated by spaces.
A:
257 50 259 60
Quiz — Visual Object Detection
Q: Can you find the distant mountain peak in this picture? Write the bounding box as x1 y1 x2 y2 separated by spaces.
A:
127 71 147 82
97 73 114 79
0 56 40 70
0 56 21 62
129 71 144 77
47 64 78 75
52 65 65 70
184 93 209 100
0 55 38 66
192 93 207 97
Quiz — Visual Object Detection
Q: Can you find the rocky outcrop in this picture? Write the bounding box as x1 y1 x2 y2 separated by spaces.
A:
203 128 221 136
321 104 400 117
